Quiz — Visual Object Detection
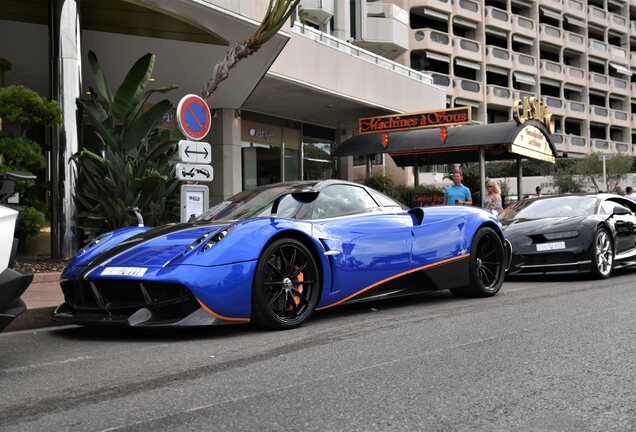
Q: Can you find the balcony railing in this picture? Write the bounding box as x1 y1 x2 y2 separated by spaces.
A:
565 65 586 85
614 142 630 153
487 85 512 105
593 139 610 151
564 0 585 18
485 6 511 31
609 13 628 31
454 0 481 20
540 23 562 45
453 36 482 61
588 39 608 59
568 135 587 148
565 32 585 51
293 24 432 84
588 6 608 27
589 72 610 91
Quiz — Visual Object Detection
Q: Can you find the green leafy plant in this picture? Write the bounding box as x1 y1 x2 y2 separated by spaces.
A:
0 85 62 239
73 51 181 236
574 152 633 192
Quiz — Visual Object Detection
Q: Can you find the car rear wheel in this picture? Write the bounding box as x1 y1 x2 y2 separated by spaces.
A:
591 228 613 279
251 238 320 330
451 226 505 297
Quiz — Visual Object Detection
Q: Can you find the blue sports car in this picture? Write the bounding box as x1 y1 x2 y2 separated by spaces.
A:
53 180 507 330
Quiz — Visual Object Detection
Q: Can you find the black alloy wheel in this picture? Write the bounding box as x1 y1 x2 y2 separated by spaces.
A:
590 228 614 279
452 226 505 297
251 238 320 329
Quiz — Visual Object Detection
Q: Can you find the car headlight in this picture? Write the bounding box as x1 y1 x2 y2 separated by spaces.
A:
543 231 579 240
200 227 234 252
77 232 112 256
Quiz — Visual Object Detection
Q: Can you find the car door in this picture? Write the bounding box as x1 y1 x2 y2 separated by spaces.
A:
601 198 636 254
310 184 413 303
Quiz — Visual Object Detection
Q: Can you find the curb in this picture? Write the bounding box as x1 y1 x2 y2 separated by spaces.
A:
32 272 61 284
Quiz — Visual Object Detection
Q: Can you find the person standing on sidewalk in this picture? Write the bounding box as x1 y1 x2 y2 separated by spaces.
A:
444 169 473 206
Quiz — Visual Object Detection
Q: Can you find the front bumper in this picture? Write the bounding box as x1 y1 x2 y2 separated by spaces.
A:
507 245 592 276
0 268 33 332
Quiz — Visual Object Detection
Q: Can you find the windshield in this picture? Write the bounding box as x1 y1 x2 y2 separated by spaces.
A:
193 186 303 222
499 196 598 221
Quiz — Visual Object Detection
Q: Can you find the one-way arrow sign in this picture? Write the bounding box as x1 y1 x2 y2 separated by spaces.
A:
179 140 212 164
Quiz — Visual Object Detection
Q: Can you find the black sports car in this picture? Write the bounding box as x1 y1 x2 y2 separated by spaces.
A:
500 193 636 278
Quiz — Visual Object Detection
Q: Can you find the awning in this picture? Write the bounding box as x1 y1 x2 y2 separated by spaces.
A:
455 59 481 70
333 120 557 165
563 83 583 92
540 7 562 21
514 72 536 86
423 8 448 20
453 17 477 29
485 27 508 38
454 98 480 108
426 51 450 63
564 15 586 28
540 78 561 87
486 65 508 75
609 62 632 76
512 35 534 46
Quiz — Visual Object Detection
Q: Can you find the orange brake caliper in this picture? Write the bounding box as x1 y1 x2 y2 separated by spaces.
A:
288 268 304 310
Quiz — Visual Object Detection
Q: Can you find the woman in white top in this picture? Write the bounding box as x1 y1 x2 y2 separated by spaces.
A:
483 179 503 214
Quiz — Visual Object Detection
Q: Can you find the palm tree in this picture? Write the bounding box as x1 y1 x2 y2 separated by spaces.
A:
201 0 300 101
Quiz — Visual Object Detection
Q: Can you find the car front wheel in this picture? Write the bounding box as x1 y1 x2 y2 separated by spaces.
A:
591 228 613 279
251 238 320 330
451 226 505 297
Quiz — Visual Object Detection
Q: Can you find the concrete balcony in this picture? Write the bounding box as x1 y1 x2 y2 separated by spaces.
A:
564 0 585 19
592 139 611 153
513 53 537 74
567 135 589 152
453 78 482 101
632 113 636 129
631 52 636 69
588 39 609 60
552 133 567 153
541 0 563 12
411 29 452 54
564 31 585 53
612 109 630 127
416 0 453 15
299 0 334 24
632 82 636 95
453 0 481 22
610 46 629 64
564 65 586 87
539 23 562 46
610 77 629 95
514 90 535 101
588 6 609 28
589 72 610 92
609 13 628 34
453 36 482 62
485 6 511 32
589 105 610 124
431 72 452 91
614 142 630 153
486 85 513 106
512 15 536 39
354 3 409 58
631 20 636 34
545 96 566 116
566 101 587 119
485 46 511 69
540 59 564 81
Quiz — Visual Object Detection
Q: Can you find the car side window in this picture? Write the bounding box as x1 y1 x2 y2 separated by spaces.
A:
369 190 404 209
311 185 378 219
601 200 633 215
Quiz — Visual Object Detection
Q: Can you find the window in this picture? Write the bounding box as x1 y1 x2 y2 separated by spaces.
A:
311 185 378 219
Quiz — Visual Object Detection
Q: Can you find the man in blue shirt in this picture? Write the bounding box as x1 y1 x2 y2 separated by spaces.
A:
444 169 473 206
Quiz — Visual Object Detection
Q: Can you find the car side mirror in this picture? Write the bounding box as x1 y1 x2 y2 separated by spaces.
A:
612 206 631 216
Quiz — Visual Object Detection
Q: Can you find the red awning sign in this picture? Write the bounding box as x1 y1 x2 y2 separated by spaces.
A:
177 94 212 141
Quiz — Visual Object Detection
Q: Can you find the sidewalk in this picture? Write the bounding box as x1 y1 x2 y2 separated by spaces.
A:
4 272 64 332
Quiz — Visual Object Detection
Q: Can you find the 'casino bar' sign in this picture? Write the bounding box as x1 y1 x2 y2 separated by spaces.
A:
358 106 472 135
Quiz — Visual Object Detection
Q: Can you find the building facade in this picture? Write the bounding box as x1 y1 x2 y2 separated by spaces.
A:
0 0 445 255
358 0 636 158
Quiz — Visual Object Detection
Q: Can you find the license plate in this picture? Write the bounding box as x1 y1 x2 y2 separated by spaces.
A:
101 267 148 277
536 241 566 252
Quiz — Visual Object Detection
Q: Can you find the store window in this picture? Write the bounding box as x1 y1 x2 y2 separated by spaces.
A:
303 124 335 180
241 113 282 189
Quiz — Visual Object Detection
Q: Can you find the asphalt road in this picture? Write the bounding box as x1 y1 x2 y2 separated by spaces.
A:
1 271 635 432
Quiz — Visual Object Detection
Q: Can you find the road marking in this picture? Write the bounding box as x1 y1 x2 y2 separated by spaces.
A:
1 356 95 374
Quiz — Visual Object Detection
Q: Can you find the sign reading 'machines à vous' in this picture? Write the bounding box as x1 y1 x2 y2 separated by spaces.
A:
358 106 472 135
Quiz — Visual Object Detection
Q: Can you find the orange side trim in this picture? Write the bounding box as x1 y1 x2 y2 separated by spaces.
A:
315 254 470 311
196 298 250 323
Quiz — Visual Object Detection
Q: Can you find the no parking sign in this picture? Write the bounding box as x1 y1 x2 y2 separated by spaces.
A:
176 94 211 141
